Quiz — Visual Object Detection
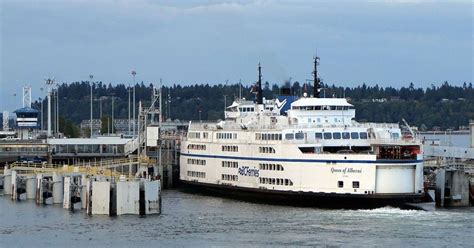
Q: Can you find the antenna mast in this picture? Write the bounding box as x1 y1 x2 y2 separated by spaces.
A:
257 63 263 104
313 56 321 98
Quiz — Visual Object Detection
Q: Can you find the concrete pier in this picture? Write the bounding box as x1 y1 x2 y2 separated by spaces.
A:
1 162 162 216
435 168 470 207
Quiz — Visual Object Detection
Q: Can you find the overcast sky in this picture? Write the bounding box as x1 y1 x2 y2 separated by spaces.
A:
0 0 472 111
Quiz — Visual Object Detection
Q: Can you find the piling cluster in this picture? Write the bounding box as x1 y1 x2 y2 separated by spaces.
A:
1 167 161 216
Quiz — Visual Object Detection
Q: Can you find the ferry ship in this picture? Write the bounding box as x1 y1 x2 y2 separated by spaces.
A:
180 57 424 208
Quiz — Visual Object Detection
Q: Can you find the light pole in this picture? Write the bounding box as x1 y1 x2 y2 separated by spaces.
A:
45 78 54 137
111 95 115 134
56 86 59 136
89 74 93 138
131 70 136 137
40 87 44 130
128 86 131 135
39 97 43 130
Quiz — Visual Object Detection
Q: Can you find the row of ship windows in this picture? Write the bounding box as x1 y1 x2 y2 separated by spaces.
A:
259 163 284 171
187 144 206 150
316 132 368 140
189 131 368 141
222 145 239 152
222 174 238 181
255 133 283 141
187 158 206 165
187 171 206 178
239 107 255 112
259 177 294 186
222 161 239 168
292 105 354 111
217 133 238 140
259 147 275 153
285 132 368 140
339 181 360 188
188 132 209 139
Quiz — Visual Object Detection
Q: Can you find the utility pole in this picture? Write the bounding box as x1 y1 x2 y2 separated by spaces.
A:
131 70 136 137
89 74 93 138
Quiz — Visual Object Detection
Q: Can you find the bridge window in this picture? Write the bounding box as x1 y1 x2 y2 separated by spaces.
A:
359 132 368 139
295 132 304 140
342 132 350 139
351 132 359 139
315 132 323 139
391 133 400 139
285 133 294 140
324 133 332 139
333 132 341 139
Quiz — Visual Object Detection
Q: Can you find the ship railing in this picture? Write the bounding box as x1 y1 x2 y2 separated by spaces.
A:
188 122 401 131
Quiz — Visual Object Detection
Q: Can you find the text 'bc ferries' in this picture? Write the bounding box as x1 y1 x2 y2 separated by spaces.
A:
180 57 423 208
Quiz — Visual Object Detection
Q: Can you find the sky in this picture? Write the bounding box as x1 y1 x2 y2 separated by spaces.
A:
0 0 472 112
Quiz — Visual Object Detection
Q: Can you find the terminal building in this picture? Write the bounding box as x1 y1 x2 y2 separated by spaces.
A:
13 107 40 140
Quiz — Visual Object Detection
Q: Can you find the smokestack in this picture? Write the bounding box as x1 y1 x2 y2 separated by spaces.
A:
257 63 263 104
313 56 320 98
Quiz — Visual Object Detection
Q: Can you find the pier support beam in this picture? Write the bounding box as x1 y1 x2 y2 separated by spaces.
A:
53 173 64 204
116 181 140 215
144 180 161 215
3 168 12 195
26 175 36 199
91 181 110 215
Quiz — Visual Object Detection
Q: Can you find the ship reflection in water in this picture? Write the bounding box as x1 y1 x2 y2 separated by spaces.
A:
1 190 473 247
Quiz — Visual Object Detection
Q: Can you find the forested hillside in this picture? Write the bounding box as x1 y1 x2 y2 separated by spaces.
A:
32 81 474 133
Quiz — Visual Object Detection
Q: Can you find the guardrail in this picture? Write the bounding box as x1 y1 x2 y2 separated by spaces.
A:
9 156 156 180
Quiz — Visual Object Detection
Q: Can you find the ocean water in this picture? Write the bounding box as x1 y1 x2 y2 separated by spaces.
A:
1 190 473 247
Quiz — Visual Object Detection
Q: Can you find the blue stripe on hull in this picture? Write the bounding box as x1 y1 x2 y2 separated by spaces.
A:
180 152 423 164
